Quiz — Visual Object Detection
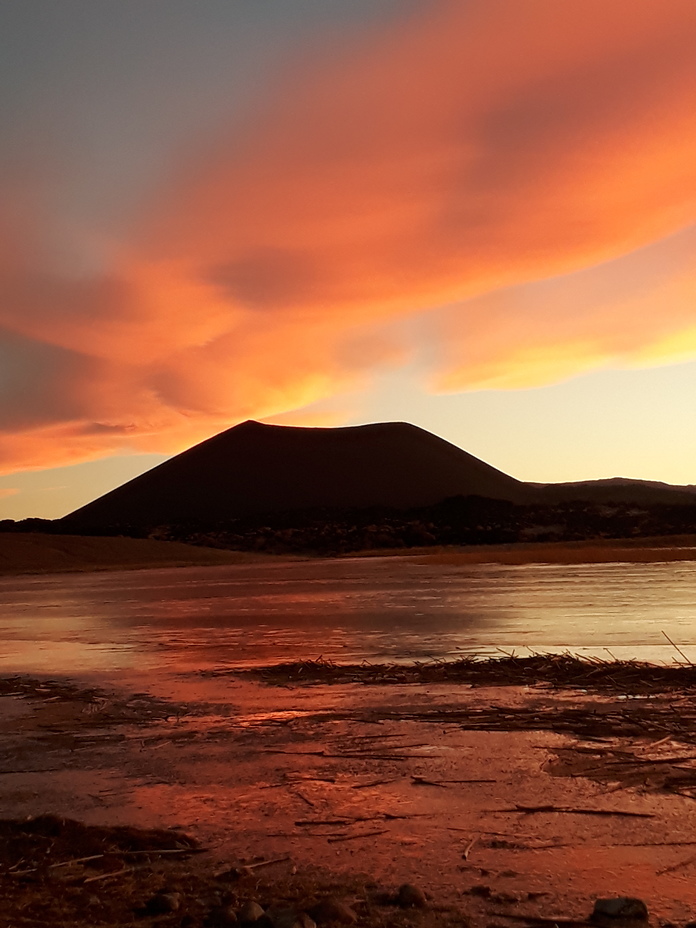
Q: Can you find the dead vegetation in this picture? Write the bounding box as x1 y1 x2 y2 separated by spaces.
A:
246 653 696 694
0 674 183 728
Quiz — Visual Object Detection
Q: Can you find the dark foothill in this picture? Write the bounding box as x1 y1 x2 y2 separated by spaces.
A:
591 898 649 922
309 897 359 925
397 884 428 908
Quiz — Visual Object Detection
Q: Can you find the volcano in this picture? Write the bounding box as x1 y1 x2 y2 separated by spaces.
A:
63 419 533 528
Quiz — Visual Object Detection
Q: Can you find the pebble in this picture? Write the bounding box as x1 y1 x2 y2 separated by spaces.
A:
267 907 316 928
591 898 649 922
144 891 182 915
209 905 239 927
490 892 520 905
239 900 266 923
397 884 427 908
466 884 492 898
310 897 358 925
297 914 317 928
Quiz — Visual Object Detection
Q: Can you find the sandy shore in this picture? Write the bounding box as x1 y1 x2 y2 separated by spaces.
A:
2 531 696 576
0 532 283 575
373 535 696 565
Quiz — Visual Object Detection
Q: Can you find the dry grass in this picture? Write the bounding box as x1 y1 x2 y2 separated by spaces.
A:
0 533 276 576
247 652 696 693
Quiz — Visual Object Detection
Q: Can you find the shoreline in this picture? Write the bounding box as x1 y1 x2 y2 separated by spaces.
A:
0 532 288 576
358 534 696 565
2 531 696 576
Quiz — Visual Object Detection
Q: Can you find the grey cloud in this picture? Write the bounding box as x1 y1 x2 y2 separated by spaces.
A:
0 328 98 431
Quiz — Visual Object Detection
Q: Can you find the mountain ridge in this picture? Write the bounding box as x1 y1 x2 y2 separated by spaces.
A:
62 419 696 530
64 419 533 527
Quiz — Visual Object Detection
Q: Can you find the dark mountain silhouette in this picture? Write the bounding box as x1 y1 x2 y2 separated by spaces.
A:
61 420 696 539
537 477 696 506
63 419 534 529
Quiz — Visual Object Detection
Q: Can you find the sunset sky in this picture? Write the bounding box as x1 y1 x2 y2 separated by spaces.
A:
2 0 696 521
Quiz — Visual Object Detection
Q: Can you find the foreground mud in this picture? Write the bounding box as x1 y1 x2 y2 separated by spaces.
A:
2 814 466 928
4 665 696 926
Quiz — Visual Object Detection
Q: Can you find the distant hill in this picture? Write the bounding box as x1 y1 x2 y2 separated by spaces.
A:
537 477 696 506
63 419 533 529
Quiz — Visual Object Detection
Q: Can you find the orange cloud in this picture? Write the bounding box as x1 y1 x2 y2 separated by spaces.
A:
435 224 696 390
1 0 696 473
142 0 696 305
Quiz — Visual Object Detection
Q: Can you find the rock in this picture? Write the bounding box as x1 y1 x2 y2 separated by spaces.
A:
591 898 649 922
217 865 255 880
490 892 520 905
267 907 316 928
144 891 182 915
368 890 394 907
239 901 266 923
310 897 358 925
396 884 427 908
209 905 238 927
268 908 299 928
466 884 492 898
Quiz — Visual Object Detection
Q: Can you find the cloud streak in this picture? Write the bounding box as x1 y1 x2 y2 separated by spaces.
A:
1 0 696 472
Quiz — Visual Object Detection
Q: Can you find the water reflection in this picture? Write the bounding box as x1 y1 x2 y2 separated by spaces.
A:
1 557 696 678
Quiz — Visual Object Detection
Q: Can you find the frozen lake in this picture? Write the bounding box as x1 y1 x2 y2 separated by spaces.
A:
2 556 696 679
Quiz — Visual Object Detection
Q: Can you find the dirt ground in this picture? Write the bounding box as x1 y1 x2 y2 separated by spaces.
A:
0 533 277 576
4 665 696 927
3 532 696 578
